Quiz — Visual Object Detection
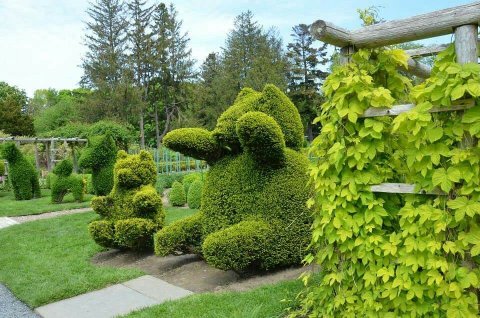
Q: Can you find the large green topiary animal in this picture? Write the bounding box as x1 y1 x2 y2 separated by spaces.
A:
78 134 117 195
1 142 40 200
88 150 165 251
154 84 312 272
51 159 84 203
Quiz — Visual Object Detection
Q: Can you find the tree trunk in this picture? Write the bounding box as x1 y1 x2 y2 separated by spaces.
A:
139 108 145 149
154 103 161 149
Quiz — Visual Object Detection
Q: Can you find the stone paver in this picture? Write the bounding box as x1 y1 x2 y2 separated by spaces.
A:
0 284 39 318
0 217 19 229
35 275 193 318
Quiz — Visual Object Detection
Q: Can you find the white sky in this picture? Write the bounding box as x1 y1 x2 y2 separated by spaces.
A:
0 0 473 96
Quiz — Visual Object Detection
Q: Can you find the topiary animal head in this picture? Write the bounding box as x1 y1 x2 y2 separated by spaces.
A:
163 84 304 164
53 159 73 177
79 134 117 169
114 150 156 189
1 142 22 163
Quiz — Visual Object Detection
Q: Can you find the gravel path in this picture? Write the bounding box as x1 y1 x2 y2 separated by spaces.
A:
11 208 92 224
0 284 39 318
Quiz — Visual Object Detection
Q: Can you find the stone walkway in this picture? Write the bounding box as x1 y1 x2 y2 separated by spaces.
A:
0 208 92 231
35 275 193 318
0 217 19 229
0 284 39 318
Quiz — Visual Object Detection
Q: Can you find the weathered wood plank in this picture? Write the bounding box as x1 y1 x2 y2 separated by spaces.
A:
360 99 475 118
370 183 446 195
310 2 480 48
405 58 431 78
0 137 87 143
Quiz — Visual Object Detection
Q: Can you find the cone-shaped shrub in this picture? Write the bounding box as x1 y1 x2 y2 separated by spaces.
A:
169 181 186 206
187 179 203 209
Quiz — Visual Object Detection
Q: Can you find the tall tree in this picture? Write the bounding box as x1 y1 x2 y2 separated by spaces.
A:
149 3 194 148
127 0 154 148
27 88 58 117
286 24 328 141
0 82 34 136
222 11 288 104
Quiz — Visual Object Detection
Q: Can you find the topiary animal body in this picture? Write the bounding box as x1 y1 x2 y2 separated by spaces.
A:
155 84 312 272
78 135 117 195
88 150 165 251
51 159 84 203
1 143 40 200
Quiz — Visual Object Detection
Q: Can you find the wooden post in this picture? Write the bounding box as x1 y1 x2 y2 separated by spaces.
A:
340 45 356 65
71 144 78 173
45 142 51 172
34 142 40 170
50 139 56 170
455 24 479 148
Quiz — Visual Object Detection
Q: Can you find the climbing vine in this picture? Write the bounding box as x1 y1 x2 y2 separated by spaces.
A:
294 45 480 317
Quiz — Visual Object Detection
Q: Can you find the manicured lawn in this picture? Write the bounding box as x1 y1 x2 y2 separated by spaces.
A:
0 207 197 307
0 189 93 217
124 279 302 318
165 207 198 224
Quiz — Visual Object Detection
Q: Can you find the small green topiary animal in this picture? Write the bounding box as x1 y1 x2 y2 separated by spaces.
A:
1 143 40 200
169 181 186 206
154 84 312 272
51 159 84 203
78 134 117 195
88 150 165 251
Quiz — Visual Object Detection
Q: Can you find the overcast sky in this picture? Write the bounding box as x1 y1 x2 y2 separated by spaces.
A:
0 0 473 96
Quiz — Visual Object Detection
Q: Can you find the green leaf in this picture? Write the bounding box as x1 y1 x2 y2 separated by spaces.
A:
466 81 480 97
427 127 443 142
432 168 452 192
450 85 466 100
462 106 480 124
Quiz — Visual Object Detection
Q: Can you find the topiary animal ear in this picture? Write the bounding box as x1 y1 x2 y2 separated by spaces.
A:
139 150 152 161
117 150 128 160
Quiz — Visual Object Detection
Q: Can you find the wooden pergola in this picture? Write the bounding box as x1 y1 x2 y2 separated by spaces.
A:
0 137 88 172
310 1 479 194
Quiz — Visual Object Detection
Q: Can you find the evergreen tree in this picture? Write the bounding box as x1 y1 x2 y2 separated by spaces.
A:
222 11 288 105
127 0 154 148
81 0 129 89
286 24 328 141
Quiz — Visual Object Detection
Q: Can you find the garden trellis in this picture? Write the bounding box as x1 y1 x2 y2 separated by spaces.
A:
310 1 479 195
0 137 87 172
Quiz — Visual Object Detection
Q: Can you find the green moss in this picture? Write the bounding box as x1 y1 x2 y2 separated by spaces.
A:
89 150 164 251
155 84 312 271
1 143 41 200
169 181 186 207
187 179 203 209
79 135 117 195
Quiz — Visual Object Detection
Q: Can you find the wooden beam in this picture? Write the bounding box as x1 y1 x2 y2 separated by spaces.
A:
310 2 480 48
360 99 475 118
405 58 431 78
370 183 446 195
0 137 87 143
405 38 480 58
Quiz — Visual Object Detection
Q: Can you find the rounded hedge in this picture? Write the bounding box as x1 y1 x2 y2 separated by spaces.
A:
187 179 203 209
89 150 164 251
1 142 41 200
169 181 186 206
182 172 201 194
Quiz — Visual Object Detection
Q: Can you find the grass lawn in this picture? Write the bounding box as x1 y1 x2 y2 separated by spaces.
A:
0 189 93 217
124 279 302 318
0 207 197 308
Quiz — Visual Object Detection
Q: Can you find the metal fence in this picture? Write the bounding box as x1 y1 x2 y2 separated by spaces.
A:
129 146 208 174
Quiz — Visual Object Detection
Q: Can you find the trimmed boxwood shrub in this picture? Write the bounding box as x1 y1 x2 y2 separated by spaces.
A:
79 134 117 195
156 84 312 271
1 142 41 200
51 159 84 203
182 172 201 194
169 181 186 206
187 179 203 209
88 150 164 251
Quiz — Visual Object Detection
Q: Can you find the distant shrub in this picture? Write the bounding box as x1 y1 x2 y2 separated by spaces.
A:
51 159 84 203
182 172 201 194
169 181 185 206
187 179 203 209
82 174 95 194
0 160 5 176
1 142 41 200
